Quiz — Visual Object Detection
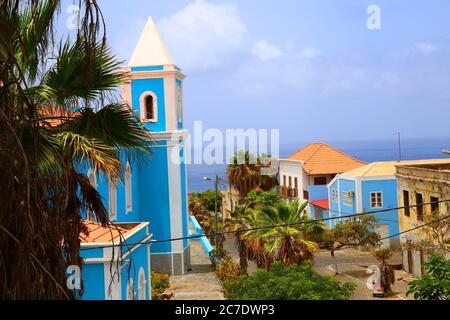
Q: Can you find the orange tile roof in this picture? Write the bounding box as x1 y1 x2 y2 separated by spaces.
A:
40 107 80 127
80 221 143 244
288 142 366 175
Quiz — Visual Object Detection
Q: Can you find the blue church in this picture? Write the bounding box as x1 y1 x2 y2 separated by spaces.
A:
79 17 191 299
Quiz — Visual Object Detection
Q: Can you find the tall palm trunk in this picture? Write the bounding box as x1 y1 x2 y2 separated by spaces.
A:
238 240 248 275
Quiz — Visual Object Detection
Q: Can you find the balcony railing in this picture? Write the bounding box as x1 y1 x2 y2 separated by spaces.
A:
277 186 299 199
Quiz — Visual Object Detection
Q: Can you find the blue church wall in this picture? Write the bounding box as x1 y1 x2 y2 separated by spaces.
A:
176 79 183 129
81 263 105 300
361 179 400 237
120 243 151 300
131 77 166 132
180 145 189 249
137 142 171 253
81 247 103 259
81 223 151 300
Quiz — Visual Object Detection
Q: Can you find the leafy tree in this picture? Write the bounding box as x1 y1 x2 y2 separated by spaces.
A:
245 200 324 267
224 261 356 300
407 253 450 300
324 216 380 274
246 189 281 209
0 1 150 299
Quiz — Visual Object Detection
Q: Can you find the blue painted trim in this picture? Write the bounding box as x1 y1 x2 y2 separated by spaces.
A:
189 216 213 254
131 66 164 72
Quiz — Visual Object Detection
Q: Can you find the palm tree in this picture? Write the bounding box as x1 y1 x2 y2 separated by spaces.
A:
243 208 273 270
229 205 252 275
370 247 396 296
0 1 150 299
227 151 260 201
246 200 323 267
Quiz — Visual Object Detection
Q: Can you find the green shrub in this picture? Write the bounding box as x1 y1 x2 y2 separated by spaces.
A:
407 253 450 300
210 247 230 263
216 258 241 283
223 261 356 300
151 272 171 300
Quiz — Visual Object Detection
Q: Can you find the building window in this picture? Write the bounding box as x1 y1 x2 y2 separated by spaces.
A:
283 175 286 186
139 91 158 122
108 179 117 221
138 268 147 300
343 191 354 207
314 177 327 185
145 96 154 119
416 192 424 221
126 279 134 300
430 196 439 215
288 176 292 188
331 189 339 202
403 190 410 216
87 169 96 221
370 192 383 208
125 162 132 214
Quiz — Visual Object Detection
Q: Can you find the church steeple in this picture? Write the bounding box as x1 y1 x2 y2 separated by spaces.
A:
129 17 174 68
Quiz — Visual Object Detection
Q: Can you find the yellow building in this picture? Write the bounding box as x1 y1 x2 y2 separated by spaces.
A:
221 188 241 220
395 160 450 277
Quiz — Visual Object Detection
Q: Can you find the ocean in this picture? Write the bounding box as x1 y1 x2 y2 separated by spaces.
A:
187 137 450 193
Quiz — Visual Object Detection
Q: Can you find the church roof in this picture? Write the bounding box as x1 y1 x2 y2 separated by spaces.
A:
287 142 366 175
129 16 174 68
80 221 148 244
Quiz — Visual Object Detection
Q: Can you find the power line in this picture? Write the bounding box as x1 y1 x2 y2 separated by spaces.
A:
379 214 450 241
80 199 450 251
309 198 448 218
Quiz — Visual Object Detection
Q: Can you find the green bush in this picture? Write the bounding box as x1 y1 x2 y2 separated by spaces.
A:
407 253 450 300
151 272 171 300
223 261 356 300
216 258 241 283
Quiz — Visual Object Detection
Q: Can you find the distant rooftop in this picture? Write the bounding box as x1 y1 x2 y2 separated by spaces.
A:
287 142 366 175
340 159 450 179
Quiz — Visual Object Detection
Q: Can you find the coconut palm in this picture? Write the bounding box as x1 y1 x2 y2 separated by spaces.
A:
245 200 322 267
0 1 150 299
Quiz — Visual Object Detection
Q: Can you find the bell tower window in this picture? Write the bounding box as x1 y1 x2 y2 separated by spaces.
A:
145 96 154 120
139 91 158 122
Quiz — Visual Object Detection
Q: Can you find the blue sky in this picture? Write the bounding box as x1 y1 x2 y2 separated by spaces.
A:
62 0 450 144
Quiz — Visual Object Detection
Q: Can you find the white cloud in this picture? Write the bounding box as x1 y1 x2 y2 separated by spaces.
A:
158 0 247 72
416 42 437 55
251 40 283 61
299 47 324 59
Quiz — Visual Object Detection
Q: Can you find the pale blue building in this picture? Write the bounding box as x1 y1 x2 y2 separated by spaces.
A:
325 161 403 248
82 15 190 294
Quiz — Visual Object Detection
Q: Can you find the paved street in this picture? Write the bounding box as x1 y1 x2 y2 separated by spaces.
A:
165 239 224 300
314 248 416 300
